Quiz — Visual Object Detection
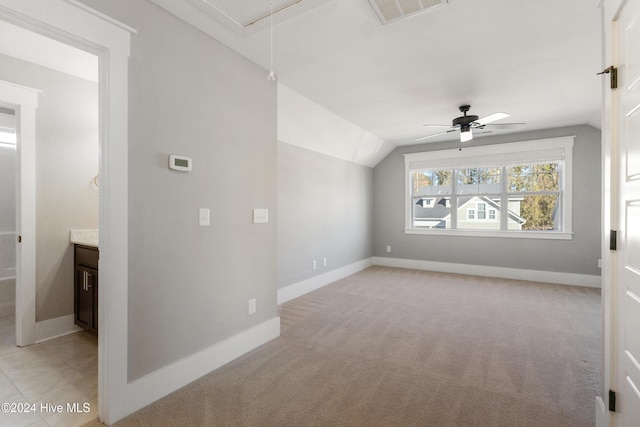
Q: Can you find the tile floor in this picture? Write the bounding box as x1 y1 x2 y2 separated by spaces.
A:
0 315 98 427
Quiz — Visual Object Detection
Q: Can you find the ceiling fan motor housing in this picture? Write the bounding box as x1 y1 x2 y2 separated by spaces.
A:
452 114 478 132
452 104 477 132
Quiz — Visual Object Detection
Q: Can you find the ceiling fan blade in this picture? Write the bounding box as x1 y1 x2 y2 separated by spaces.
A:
416 130 453 141
476 112 509 126
473 130 492 137
423 124 453 128
481 122 526 130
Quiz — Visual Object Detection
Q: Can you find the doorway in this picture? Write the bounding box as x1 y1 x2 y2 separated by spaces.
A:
0 79 38 347
0 23 100 346
0 0 132 423
0 22 101 427
0 106 15 345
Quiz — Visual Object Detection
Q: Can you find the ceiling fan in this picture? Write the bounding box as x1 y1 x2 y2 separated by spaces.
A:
417 105 525 143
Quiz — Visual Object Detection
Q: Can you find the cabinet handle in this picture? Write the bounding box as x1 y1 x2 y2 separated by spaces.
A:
81 271 94 291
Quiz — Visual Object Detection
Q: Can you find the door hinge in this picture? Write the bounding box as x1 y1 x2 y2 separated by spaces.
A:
610 229 617 251
598 66 618 89
609 389 616 412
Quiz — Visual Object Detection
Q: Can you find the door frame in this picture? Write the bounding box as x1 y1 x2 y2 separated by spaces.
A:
0 0 133 424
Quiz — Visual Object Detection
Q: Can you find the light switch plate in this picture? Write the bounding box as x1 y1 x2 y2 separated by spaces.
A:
199 208 210 226
253 208 268 224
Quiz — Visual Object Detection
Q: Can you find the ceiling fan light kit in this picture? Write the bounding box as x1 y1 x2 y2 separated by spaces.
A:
417 105 525 143
452 105 478 140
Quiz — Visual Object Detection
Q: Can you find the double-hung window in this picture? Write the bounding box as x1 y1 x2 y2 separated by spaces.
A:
405 136 574 239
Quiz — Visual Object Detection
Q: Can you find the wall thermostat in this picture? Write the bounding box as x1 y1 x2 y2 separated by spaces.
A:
169 155 192 172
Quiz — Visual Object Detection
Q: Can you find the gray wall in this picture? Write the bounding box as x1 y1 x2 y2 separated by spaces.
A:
278 142 373 288
0 54 99 322
373 125 601 276
78 0 278 381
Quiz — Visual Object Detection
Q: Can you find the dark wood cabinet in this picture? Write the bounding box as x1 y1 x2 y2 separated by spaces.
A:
74 245 98 336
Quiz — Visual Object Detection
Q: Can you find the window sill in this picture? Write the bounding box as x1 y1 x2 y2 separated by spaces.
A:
404 228 573 240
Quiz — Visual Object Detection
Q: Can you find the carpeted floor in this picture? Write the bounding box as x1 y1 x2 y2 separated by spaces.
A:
86 266 602 426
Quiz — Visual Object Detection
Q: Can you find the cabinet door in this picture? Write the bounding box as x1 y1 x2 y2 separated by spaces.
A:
88 267 98 333
75 265 97 335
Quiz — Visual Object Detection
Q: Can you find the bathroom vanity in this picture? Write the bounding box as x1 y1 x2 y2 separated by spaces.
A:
70 230 98 336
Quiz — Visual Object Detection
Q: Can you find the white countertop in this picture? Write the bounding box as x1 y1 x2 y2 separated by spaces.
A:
69 229 98 248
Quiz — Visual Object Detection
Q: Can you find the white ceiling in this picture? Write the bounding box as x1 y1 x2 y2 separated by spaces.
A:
0 1 602 166
151 0 603 149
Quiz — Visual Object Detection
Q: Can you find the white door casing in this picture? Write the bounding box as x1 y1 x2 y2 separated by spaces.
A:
603 0 640 425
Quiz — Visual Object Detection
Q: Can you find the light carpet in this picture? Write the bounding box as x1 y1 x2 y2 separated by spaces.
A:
86 266 601 426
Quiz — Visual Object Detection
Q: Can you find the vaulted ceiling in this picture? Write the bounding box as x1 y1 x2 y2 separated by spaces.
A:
151 0 602 148
0 0 602 166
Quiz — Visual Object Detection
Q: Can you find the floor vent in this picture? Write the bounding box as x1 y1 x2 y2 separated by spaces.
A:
368 0 448 25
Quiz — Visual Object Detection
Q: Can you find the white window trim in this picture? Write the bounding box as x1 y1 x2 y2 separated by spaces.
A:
404 136 574 240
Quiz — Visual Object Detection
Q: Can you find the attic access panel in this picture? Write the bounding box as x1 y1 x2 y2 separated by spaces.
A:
201 0 298 27
190 0 332 34
368 0 448 25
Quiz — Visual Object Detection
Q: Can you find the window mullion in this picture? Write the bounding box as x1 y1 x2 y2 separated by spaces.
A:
558 162 564 232
410 171 415 228
451 169 457 229
500 166 508 230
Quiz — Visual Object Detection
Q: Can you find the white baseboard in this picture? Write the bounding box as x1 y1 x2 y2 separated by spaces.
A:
595 396 607 427
118 316 280 421
278 258 373 304
35 314 83 343
372 257 601 288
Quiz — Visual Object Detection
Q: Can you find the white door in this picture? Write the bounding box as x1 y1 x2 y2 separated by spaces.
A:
606 0 640 425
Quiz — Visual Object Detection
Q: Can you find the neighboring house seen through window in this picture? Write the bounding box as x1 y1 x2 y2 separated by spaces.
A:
404 136 574 239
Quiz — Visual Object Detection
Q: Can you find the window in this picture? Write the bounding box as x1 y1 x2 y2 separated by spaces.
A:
420 198 434 207
477 203 486 219
404 137 574 239
0 110 16 149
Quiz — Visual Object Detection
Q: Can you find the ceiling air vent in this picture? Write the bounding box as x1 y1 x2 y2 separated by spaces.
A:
368 0 448 25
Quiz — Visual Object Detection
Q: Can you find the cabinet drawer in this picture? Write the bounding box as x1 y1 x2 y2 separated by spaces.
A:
75 245 99 268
